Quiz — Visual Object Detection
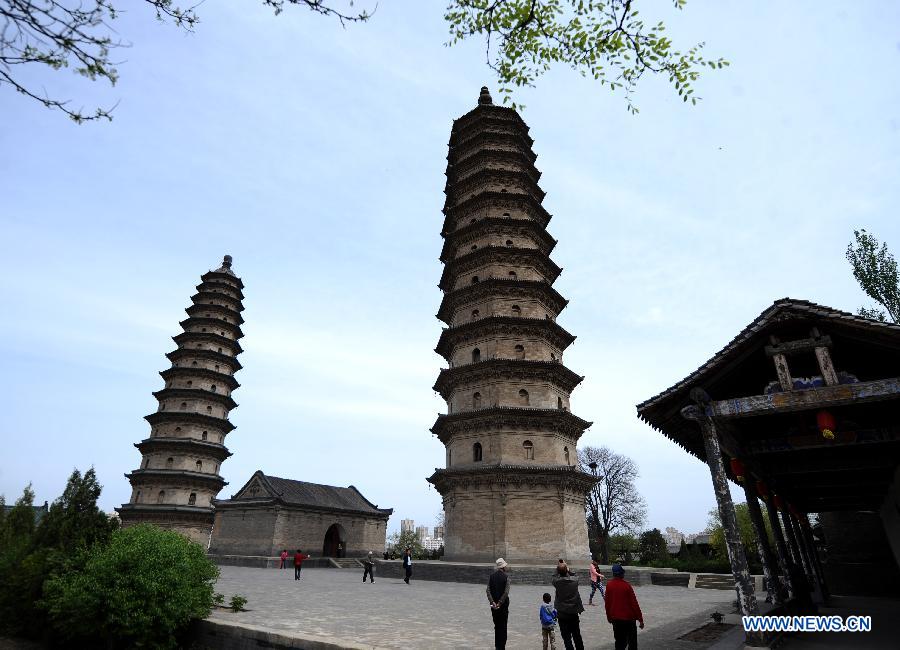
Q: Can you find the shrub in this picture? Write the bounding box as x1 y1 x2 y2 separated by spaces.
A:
42 524 219 649
638 528 669 565
229 594 247 612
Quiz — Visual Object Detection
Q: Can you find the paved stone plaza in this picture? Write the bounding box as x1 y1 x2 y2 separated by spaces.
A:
211 566 740 649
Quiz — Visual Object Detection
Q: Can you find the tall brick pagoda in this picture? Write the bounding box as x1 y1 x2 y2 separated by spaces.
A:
117 255 244 545
427 88 597 564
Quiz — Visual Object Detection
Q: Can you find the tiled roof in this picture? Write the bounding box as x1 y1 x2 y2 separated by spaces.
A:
637 298 900 412
238 471 391 516
635 298 900 459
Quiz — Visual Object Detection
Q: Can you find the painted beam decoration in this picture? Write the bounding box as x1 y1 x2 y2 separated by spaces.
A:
708 377 900 419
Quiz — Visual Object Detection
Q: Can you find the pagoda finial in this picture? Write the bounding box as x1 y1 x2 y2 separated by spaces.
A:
478 86 493 106
222 254 233 269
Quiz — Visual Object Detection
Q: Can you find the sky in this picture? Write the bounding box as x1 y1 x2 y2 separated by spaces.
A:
1 1 899 538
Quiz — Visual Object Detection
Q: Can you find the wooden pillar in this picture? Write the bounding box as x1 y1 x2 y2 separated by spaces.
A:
682 405 761 623
800 514 829 600
787 512 814 580
742 481 785 605
780 509 808 575
764 499 794 598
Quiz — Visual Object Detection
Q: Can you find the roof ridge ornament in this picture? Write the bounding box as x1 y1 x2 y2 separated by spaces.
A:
478 86 493 105
214 254 236 276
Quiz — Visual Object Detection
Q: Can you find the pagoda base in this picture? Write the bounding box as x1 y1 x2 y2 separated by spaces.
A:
428 465 596 566
116 504 213 546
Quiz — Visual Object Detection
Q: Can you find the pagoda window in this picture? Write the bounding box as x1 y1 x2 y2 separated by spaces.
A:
214 463 218 473
501 188 507 193
550 353 557 361
523 440 534 460
166 457 174 469
201 328 207 332
470 218 477 224
160 403 166 410
206 313 211 317
157 490 165 503
186 380 192 387
217 347 222 353
471 309 480 319
192 361 198 366
210 385 217 393
214 365 219 371
471 245 477 251
196 343 202 348
564 447 570 465
471 276 480 284
514 345 525 359
201 431 208 441
141 458 148 469
508 271 517 279
511 305 521 316
206 406 212 413
473 392 482 409
557 396 563 410
188 493 196 506
505 240 513 247
472 348 481 363
175 426 182 432
196 460 202 472
473 442 483 462
503 212 510 217
518 389 530 406
180 402 187 410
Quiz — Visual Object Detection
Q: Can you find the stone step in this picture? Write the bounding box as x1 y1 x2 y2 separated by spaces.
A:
695 574 736 590
330 558 364 569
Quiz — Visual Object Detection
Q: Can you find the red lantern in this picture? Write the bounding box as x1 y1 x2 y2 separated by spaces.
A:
773 495 784 511
756 480 769 501
817 410 836 440
729 458 746 484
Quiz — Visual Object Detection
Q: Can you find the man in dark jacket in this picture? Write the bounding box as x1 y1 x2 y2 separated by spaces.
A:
552 562 585 650
486 558 510 649
604 564 644 649
362 551 375 583
402 547 413 584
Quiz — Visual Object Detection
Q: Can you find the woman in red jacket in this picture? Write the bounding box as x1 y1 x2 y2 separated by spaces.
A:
604 564 644 650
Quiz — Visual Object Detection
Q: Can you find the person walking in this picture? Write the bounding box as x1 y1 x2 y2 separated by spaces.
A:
293 549 309 581
279 549 288 570
486 558 510 650
402 547 413 584
553 562 585 650
539 592 558 650
362 551 376 583
588 560 605 605
604 564 644 650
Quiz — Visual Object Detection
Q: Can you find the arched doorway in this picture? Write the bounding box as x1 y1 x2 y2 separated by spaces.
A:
322 523 346 558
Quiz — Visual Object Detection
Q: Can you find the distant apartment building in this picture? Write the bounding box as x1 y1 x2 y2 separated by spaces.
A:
416 526 429 542
401 518 414 534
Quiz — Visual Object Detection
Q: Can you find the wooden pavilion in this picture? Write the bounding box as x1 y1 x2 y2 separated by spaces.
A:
637 299 900 643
